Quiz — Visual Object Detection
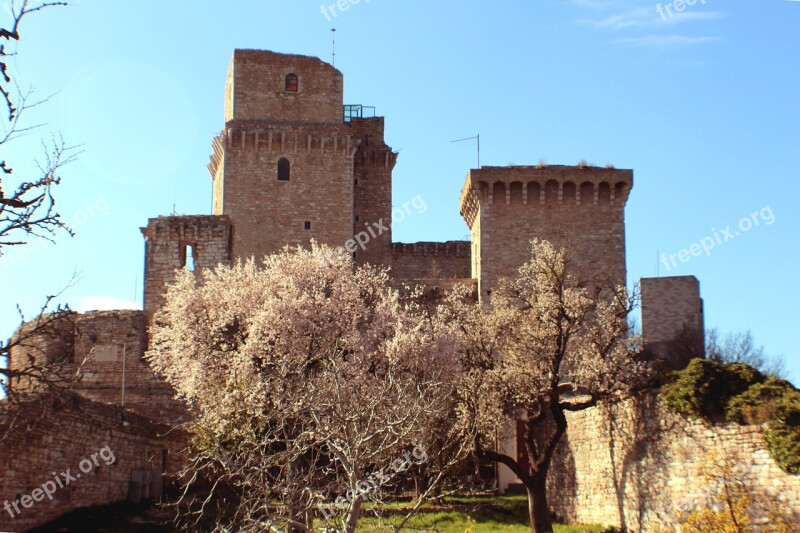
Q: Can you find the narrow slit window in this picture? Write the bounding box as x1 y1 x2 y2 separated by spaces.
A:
185 244 196 272
278 158 291 181
304 221 311 230
285 74 298 92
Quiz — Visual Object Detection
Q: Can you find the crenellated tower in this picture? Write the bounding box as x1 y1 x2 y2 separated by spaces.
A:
206 50 397 264
460 165 633 300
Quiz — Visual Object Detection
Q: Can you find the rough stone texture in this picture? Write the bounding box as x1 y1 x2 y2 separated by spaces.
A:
3 49 735 531
641 276 705 369
546 392 800 532
0 393 187 532
212 50 369 264
352 117 396 268
141 216 232 318
391 241 471 280
9 311 185 425
225 50 344 124
460 165 632 300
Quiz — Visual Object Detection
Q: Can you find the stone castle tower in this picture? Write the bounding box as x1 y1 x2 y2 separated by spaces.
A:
3 48 712 531
142 51 402 315
460 166 632 300
137 48 701 360
14 48 706 413
209 50 395 266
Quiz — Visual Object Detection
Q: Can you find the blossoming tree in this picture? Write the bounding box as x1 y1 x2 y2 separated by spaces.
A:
147 244 466 532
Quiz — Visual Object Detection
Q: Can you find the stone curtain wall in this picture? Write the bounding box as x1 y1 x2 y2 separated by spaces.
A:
548 391 800 531
391 241 471 280
0 394 188 532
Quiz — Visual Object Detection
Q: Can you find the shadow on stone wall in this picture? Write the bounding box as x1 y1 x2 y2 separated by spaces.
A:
547 431 577 523
603 392 673 532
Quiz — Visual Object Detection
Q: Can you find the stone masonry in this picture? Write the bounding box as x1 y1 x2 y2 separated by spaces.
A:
0 49 748 530
641 276 705 369
9 310 185 425
547 392 800 532
0 393 186 532
460 165 632 300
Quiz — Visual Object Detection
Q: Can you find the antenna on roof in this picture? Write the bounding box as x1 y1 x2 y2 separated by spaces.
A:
331 28 337 66
451 134 481 169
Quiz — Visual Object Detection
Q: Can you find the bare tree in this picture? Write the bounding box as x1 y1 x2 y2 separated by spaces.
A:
443 239 649 533
0 0 73 248
706 328 786 379
146 245 468 533
0 1 79 408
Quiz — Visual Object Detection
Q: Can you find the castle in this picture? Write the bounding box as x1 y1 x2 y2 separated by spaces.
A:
1 49 736 531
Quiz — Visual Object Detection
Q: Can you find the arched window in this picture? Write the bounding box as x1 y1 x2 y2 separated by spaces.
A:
277 158 291 181
285 74 298 92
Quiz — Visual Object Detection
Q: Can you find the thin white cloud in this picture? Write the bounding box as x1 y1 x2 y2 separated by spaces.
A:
568 0 724 48
579 7 724 30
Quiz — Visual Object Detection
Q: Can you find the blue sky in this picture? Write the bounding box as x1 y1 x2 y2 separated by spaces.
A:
1 0 798 381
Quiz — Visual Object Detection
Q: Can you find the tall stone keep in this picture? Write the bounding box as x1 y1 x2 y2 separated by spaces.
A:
460 165 633 299
207 49 397 264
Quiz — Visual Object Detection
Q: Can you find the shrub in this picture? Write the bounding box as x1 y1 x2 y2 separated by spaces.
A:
664 360 800 474
662 359 764 420
764 390 800 474
726 376 795 424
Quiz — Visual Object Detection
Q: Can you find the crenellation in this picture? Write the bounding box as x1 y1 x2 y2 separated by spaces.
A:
3 48 738 532
462 165 633 299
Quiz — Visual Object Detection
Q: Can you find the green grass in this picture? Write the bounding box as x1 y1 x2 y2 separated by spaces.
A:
350 495 604 532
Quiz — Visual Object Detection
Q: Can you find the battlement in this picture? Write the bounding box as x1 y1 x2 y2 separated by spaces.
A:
460 165 633 230
461 165 633 299
209 124 361 179
391 241 471 280
392 241 471 258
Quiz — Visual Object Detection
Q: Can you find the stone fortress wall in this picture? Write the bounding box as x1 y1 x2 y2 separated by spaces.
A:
3 48 792 531
548 393 800 531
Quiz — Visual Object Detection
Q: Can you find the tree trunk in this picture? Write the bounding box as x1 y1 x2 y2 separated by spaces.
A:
342 497 362 533
526 472 554 533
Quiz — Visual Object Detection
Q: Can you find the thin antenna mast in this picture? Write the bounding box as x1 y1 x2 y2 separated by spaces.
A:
451 134 481 168
331 28 336 66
